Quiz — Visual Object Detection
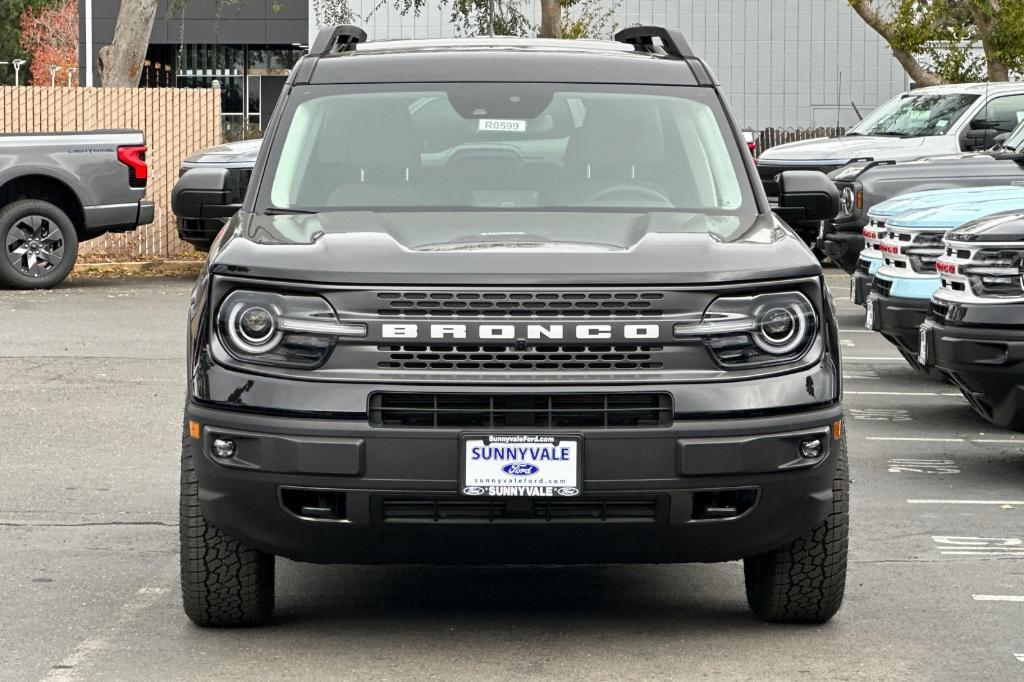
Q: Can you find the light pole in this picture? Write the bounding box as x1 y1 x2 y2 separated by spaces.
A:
49 65 61 86
12 59 24 85
66 67 77 86
488 0 495 37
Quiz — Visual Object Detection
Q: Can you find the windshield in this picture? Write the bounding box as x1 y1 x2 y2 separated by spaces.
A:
1000 120 1024 151
849 92 979 137
261 83 755 235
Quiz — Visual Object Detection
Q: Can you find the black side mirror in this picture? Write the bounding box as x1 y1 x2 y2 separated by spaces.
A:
965 127 998 151
172 167 241 220
775 170 840 223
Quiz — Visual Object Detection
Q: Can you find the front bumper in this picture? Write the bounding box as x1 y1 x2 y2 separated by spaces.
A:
850 255 881 307
922 309 1024 430
187 401 845 565
868 282 933 364
818 223 866 275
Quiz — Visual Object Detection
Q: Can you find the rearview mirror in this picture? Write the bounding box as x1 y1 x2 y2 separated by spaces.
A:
774 171 840 223
172 167 242 220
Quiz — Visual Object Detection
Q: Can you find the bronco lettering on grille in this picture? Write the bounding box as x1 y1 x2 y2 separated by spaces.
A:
381 323 661 341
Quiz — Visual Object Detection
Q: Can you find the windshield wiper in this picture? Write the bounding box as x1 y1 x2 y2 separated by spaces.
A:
870 131 913 138
264 207 316 215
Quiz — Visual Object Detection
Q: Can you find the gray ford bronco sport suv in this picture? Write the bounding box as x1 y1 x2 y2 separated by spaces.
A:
177 25 848 627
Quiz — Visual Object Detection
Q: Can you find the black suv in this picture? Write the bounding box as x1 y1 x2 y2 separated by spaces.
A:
176 25 848 627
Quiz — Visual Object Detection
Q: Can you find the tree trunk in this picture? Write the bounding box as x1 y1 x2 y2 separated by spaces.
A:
539 0 561 39
97 0 159 87
847 0 944 86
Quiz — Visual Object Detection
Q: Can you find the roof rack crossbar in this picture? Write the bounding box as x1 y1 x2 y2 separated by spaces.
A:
311 24 368 57
614 26 694 59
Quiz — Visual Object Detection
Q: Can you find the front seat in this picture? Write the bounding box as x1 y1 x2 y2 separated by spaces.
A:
327 100 436 207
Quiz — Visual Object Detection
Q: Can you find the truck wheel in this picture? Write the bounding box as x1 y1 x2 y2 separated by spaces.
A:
0 199 79 289
180 417 274 627
743 436 849 624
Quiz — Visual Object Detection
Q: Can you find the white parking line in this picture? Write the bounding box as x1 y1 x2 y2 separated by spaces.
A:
1014 653 1024 663
909 499 1024 505
847 391 960 397
869 437 964 442
973 595 1024 602
974 439 1024 444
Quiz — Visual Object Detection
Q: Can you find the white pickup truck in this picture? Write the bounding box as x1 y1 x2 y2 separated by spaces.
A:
757 82 1024 239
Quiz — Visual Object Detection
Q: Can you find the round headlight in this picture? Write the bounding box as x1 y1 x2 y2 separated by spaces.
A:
227 303 281 353
840 187 855 217
753 302 810 355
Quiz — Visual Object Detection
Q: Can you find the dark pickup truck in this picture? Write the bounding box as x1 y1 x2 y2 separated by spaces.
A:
820 121 1024 274
176 139 260 250
0 129 154 288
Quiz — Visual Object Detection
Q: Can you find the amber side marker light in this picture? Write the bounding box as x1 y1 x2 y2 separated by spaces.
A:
189 419 201 440
833 420 843 440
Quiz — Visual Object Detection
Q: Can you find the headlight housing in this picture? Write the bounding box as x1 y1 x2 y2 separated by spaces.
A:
962 249 1024 298
217 290 366 368
839 187 856 218
674 292 818 368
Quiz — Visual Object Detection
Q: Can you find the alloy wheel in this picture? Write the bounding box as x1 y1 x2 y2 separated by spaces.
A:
5 214 65 278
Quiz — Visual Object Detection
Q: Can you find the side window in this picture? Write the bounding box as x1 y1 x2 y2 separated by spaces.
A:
971 94 1024 133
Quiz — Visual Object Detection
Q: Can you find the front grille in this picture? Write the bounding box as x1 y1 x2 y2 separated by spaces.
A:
379 496 662 522
376 344 664 371
874 277 893 297
369 392 673 428
227 168 252 203
376 290 665 318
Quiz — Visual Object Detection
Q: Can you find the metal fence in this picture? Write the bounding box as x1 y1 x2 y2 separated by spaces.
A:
755 127 847 155
0 86 222 258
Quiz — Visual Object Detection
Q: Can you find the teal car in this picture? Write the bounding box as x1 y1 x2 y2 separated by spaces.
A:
866 190 1024 373
852 186 1024 306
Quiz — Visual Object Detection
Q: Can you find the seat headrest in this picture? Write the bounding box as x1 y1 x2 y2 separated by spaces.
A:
564 100 666 177
347 101 421 180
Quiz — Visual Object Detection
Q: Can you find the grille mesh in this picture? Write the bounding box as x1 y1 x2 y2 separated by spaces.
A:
376 344 665 371
369 392 673 428
379 497 662 522
376 290 665 317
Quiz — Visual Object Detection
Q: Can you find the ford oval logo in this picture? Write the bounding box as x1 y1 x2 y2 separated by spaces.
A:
463 486 485 496
502 463 539 476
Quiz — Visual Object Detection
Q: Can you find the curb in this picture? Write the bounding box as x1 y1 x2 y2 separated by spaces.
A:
73 260 204 276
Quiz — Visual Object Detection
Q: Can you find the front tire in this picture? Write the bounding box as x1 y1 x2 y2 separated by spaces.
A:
0 199 79 289
180 417 275 627
743 435 849 624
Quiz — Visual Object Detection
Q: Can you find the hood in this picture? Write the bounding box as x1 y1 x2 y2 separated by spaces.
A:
209 211 821 285
759 135 937 164
947 211 1024 242
888 195 1024 230
872 185 1024 219
184 139 263 165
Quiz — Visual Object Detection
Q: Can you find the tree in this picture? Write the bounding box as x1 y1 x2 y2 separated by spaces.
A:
389 0 616 39
98 0 160 87
848 0 1024 85
19 0 77 85
0 0 33 85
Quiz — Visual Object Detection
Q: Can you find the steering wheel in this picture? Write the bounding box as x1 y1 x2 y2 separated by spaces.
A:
585 184 674 207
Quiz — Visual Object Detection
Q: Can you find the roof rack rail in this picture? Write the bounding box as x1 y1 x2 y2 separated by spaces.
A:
614 26 694 59
311 25 368 57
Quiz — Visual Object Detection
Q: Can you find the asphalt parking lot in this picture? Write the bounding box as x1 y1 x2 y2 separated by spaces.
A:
2 271 1023 680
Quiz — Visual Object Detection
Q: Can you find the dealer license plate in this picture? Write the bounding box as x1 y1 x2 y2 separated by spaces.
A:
461 434 581 498
918 326 932 366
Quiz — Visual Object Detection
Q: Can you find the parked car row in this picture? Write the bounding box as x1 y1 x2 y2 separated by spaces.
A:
851 186 1024 431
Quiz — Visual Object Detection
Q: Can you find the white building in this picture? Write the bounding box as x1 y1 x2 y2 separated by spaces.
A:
309 0 912 130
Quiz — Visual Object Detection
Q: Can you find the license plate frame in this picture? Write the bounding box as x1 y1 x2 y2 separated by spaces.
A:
460 433 583 498
865 295 878 330
918 325 932 366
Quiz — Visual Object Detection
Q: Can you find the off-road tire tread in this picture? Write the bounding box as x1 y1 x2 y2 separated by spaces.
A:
180 417 274 626
744 435 849 624
0 199 79 289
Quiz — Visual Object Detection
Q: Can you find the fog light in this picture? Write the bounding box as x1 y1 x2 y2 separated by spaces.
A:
800 439 823 459
212 438 237 459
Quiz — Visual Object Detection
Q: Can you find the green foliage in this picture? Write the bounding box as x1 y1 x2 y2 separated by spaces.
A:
0 0 35 84
390 0 621 38
854 0 1024 82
